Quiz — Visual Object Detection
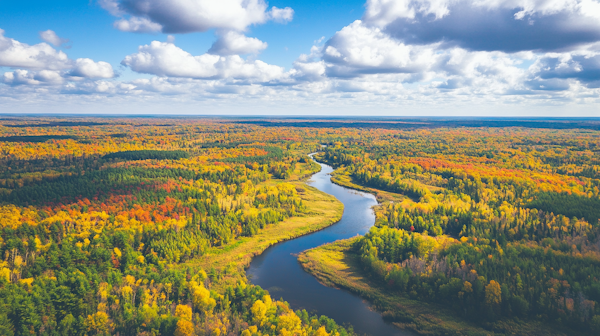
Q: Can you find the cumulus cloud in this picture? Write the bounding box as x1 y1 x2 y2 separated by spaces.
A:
527 53 600 89
208 31 267 56
268 7 294 23
290 60 327 82
3 69 64 86
39 30 70 47
3 0 600 113
113 17 162 33
534 54 600 82
68 58 115 78
433 49 528 93
0 29 70 70
101 0 293 34
363 0 600 52
0 30 114 85
321 21 437 78
3 70 40 85
62 80 119 94
122 41 284 81
285 0 600 100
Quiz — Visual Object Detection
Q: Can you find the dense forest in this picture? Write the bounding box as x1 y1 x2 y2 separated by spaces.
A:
0 118 355 336
317 127 600 334
1 117 599 335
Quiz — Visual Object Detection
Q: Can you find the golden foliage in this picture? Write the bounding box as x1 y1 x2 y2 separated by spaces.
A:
175 304 192 322
86 311 109 334
485 280 502 305
174 319 195 336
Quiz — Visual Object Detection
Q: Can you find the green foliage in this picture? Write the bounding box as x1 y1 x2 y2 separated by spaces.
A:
102 150 189 161
357 226 600 331
527 191 600 225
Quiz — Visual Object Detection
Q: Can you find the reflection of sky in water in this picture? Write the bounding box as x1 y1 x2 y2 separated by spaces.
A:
247 159 412 336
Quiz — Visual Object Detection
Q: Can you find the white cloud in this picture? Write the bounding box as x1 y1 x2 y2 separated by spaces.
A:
122 41 284 81
36 70 64 83
0 29 70 70
527 51 600 88
322 21 438 77
290 60 327 82
98 0 123 16
113 17 162 33
364 0 600 28
3 70 39 85
2 69 64 86
268 7 294 23
62 80 118 94
0 30 114 84
3 0 600 115
101 0 293 34
293 0 600 98
68 58 115 78
39 30 69 47
208 31 267 56
363 0 600 52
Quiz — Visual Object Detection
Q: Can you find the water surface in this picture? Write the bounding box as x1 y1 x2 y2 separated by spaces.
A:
247 158 412 336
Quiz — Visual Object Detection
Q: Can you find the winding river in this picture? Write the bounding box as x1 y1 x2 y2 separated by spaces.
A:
247 156 412 336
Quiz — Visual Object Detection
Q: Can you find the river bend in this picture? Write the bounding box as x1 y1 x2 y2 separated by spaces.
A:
247 157 411 336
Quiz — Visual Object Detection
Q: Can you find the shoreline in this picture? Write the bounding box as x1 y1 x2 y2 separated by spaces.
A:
299 239 585 336
182 161 345 291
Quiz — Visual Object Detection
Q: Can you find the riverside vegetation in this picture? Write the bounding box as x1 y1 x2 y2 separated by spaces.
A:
302 126 600 335
1 117 599 335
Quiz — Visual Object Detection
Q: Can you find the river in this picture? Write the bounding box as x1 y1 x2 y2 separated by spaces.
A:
247 156 412 336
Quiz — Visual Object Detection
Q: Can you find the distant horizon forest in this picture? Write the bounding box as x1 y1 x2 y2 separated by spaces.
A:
0 117 599 335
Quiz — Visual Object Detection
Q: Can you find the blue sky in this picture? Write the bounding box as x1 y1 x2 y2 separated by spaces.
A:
0 0 365 69
1 0 600 116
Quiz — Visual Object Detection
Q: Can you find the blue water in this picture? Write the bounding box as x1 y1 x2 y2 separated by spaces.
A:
247 157 411 336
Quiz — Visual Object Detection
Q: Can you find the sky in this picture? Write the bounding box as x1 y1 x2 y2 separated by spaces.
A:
1 0 600 116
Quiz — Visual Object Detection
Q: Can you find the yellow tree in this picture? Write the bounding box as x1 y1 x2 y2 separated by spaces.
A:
175 304 193 321
190 281 216 314
174 319 195 336
278 311 302 335
86 311 109 335
485 280 502 306
251 300 267 326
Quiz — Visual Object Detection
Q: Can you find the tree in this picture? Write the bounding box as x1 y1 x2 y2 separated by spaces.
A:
251 300 267 326
278 311 302 334
315 326 330 336
86 311 109 335
175 305 192 322
485 280 502 306
174 319 194 336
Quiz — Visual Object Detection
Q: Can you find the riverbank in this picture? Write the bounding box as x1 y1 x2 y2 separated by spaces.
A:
299 238 584 336
186 181 344 291
313 160 408 204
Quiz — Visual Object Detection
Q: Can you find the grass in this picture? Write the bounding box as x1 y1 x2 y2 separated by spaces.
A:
328 166 408 204
288 160 321 182
182 180 344 291
299 239 583 336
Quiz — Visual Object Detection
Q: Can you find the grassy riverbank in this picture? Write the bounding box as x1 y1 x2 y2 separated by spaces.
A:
185 180 344 291
318 163 409 205
299 238 583 336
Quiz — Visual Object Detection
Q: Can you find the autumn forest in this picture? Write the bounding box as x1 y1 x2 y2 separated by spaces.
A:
0 117 599 336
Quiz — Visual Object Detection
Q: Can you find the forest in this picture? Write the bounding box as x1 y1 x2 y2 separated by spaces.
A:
0 117 599 335
0 118 355 336
314 126 600 334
